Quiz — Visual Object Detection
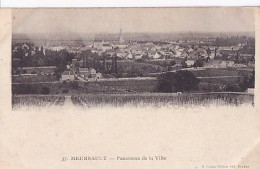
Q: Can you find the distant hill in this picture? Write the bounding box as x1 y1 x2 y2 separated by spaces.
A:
13 31 255 42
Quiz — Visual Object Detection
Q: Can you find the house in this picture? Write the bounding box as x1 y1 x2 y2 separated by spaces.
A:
90 68 96 76
22 44 29 51
49 46 66 51
246 88 254 94
105 49 116 56
125 53 133 59
31 50 36 56
147 51 156 58
227 61 235 67
134 54 143 60
91 48 103 55
102 43 113 51
78 68 102 79
175 50 182 57
209 52 215 59
61 70 75 81
185 59 196 67
113 43 127 49
188 48 194 53
116 52 127 58
174 45 180 50
234 64 246 68
220 61 227 68
219 61 235 68
96 73 102 79
131 48 143 55
152 52 161 59
79 68 90 78
204 60 222 68
93 39 103 50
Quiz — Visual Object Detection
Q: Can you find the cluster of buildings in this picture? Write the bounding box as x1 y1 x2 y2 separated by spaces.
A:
12 29 255 81
13 28 254 68
82 31 254 69
61 59 102 81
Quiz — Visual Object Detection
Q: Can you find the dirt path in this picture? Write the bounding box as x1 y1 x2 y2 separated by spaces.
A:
63 96 75 107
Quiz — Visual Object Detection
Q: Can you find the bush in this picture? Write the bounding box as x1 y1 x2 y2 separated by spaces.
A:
62 89 69 94
70 81 79 89
41 87 50 94
156 70 200 93
193 59 204 67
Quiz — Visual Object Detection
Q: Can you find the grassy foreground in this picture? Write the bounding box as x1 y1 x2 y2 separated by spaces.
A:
12 93 254 108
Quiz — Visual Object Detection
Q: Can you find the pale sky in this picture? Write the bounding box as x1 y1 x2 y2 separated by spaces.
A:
12 8 255 34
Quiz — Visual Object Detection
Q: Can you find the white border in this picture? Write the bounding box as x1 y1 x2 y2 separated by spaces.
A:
1 0 260 8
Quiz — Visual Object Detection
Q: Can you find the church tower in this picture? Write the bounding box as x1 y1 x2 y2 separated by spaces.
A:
119 27 123 44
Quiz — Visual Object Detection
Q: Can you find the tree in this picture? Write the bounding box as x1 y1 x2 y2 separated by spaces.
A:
114 54 118 75
169 60 176 66
207 47 211 57
194 59 204 67
115 66 124 78
236 70 255 91
156 71 200 93
181 61 187 68
248 70 255 88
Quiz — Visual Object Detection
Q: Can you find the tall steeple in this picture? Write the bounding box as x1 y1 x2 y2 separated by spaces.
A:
119 26 123 44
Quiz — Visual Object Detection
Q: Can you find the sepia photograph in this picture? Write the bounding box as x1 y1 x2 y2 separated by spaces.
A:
1 7 260 169
11 8 255 109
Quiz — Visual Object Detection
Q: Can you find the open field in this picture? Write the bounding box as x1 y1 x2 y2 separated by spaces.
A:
12 75 58 84
96 79 158 92
189 68 245 77
12 93 254 108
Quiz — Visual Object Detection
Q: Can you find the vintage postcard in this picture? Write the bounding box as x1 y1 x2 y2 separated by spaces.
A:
0 8 259 169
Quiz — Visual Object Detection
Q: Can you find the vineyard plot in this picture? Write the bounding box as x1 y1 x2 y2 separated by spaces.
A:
71 93 254 108
12 93 254 109
12 95 66 109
